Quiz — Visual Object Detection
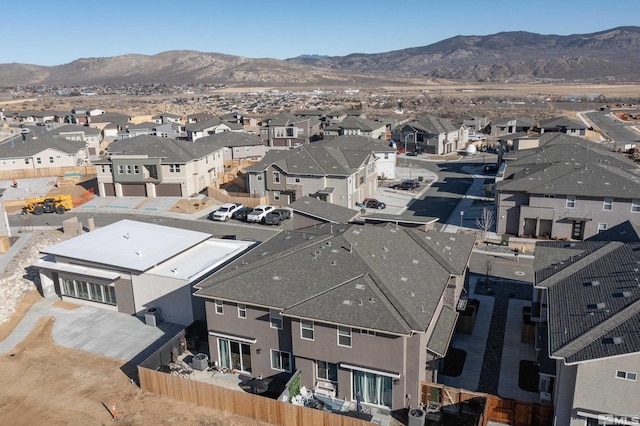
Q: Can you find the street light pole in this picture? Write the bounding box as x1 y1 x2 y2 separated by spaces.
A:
460 210 464 227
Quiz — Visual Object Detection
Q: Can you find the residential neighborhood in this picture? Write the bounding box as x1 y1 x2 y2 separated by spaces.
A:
1 95 640 426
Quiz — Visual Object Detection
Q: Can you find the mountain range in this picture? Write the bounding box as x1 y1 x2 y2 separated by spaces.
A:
1 26 639 87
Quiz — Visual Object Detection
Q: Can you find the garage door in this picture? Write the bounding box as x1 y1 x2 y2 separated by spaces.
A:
121 184 147 197
102 183 116 197
155 183 182 197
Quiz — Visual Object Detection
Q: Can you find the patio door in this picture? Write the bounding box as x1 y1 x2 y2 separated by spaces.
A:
218 339 252 374
352 370 392 408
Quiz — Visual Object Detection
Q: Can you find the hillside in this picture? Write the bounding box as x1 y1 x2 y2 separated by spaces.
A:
1 27 639 87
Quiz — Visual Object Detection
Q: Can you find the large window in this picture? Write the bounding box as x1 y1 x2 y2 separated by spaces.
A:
317 360 338 382
566 195 576 208
337 326 352 347
301 319 314 340
169 164 181 173
218 339 252 373
632 200 640 213
603 198 613 211
270 349 291 372
60 278 116 305
352 370 392 408
270 309 282 329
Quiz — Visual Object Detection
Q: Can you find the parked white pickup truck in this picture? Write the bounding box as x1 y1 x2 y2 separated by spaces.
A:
247 205 275 223
211 203 243 221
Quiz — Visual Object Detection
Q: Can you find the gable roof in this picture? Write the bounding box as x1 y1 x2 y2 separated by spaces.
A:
195 132 264 148
195 225 475 335
538 116 586 130
289 196 361 224
245 142 374 177
321 135 395 153
0 134 85 159
402 115 458 134
534 240 640 364
186 117 242 132
106 135 222 163
49 124 101 136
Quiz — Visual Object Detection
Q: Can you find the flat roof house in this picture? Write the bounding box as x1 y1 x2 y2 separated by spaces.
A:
194 224 476 412
36 220 254 326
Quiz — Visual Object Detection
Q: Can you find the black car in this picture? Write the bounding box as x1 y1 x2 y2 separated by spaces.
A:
231 206 253 221
482 164 499 174
394 180 420 190
364 198 386 209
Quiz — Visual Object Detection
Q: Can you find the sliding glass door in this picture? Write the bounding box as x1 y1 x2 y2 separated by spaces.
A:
218 339 252 374
352 370 392 408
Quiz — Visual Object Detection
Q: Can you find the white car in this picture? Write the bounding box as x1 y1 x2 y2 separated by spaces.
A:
247 205 275 223
211 203 243 221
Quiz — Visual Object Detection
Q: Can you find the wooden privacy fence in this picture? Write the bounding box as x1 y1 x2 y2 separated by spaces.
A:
420 381 553 426
138 367 370 426
207 187 268 208
0 165 96 180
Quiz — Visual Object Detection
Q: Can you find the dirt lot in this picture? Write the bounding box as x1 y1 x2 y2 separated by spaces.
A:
0 297 271 425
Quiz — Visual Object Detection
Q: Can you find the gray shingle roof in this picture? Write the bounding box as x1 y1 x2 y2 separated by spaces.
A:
426 306 457 356
195 132 264 148
105 135 221 163
322 135 395 153
195 225 474 335
49 124 101 136
402 115 458 134
289 196 361 224
186 117 242 132
535 240 640 364
538 116 586 130
0 134 85 159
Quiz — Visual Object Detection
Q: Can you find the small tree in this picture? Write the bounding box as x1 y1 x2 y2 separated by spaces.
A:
475 207 496 242
483 256 495 288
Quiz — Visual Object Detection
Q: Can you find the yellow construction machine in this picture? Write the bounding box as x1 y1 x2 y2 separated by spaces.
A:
22 195 73 215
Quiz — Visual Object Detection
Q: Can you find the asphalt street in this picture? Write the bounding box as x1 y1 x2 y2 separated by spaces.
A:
584 110 640 145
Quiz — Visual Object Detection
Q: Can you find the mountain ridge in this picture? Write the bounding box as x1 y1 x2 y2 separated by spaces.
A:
1 26 639 86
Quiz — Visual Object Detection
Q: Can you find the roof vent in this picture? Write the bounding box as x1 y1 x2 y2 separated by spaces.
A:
272 275 281 281
170 268 178 274
343 300 353 305
412 259 419 264
401 277 408 282
124 233 131 240
425 236 432 240
382 247 389 252
590 280 600 287
331 261 337 266
604 336 623 345
449 237 456 241
355 284 365 290
596 302 606 310
135 250 142 256
368 298 375 303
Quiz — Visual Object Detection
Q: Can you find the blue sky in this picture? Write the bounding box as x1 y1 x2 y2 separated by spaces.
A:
2 0 635 66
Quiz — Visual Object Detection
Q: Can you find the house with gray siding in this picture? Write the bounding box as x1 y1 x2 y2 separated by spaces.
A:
322 116 388 140
95 135 224 197
244 140 379 208
496 134 640 240
536 116 587 137
48 124 102 159
533 230 640 425
35 220 254 327
491 117 534 137
260 113 322 148
195 132 266 163
391 115 461 155
186 117 244 141
194 224 475 412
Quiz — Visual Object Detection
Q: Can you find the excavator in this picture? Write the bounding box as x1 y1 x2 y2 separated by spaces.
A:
22 195 73 215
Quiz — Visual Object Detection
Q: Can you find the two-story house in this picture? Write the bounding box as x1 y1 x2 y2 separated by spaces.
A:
491 117 534 137
95 135 224 197
244 141 379 207
194 224 476 411
49 124 102 159
195 132 266 164
391 115 461 155
260 113 322 148
532 228 640 425
496 133 640 240
151 113 182 124
186 117 244 142
322 135 397 180
322 116 388 140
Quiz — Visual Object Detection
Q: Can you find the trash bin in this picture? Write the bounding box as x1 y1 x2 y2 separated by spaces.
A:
408 408 425 426
192 353 209 371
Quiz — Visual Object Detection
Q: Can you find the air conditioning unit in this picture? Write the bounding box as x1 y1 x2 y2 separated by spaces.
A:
145 307 162 326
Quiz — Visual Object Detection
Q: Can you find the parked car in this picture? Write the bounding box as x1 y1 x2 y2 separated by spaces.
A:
482 164 499 174
231 206 253 222
405 150 418 157
363 198 386 209
264 209 291 225
210 203 243 221
247 205 275 223
393 180 420 190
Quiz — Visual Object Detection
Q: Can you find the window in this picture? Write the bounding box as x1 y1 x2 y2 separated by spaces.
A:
295 177 301 183
273 191 280 201
36 157 41 164
133 165 140 174
337 326 352 347
117 165 124 174
616 370 637 381
273 171 281 184
603 198 613 211
270 350 291 372
566 195 576 208
257 175 262 181
48 156 54 163
219 339 252 374
24 158 30 164
598 223 608 233
245 147 251 152
384 153 389 160
214 299 223 314
270 309 282 329
60 278 116 305
633 200 640 213
234 147 240 153
301 319 314 340
238 303 246 319
360 329 376 336
126 165 132 174
317 360 338 382
274 127 286 138
169 164 181 173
